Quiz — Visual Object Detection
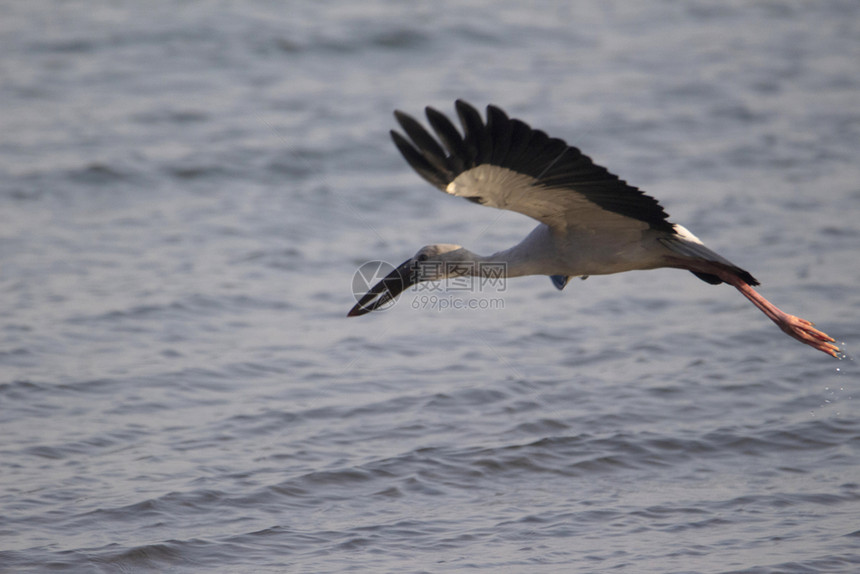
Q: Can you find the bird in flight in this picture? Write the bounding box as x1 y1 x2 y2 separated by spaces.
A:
348 100 839 358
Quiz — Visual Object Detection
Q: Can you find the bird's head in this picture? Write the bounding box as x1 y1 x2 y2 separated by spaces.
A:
348 243 468 316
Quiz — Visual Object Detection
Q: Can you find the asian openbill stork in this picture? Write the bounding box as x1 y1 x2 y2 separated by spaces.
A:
348 100 839 358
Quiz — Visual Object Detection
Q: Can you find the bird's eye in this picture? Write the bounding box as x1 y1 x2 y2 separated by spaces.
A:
417 253 428 262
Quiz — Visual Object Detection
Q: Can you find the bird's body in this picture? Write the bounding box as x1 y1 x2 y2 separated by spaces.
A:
444 222 667 279
349 100 839 358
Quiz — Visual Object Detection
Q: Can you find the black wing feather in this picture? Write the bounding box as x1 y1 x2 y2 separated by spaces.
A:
390 130 449 190
392 100 673 232
425 107 468 176
456 100 492 165
503 118 537 177
393 110 451 178
486 105 512 165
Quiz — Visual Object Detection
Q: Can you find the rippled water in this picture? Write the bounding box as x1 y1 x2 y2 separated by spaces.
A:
2 1 859 572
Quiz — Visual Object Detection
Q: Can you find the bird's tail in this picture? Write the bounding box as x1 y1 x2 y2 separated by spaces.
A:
659 224 759 286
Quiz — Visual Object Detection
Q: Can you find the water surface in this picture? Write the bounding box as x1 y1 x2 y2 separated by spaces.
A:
1 1 859 572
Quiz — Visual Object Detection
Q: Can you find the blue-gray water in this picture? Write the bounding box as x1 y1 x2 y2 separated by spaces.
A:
2 2 859 572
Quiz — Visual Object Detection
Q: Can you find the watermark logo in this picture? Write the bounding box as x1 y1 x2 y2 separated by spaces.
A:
351 260 508 313
352 260 397 311
411 294 505 312
412 261 507 293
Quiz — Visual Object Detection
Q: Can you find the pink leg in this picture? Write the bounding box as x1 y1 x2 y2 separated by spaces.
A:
721 275 840 358
667 257 841 358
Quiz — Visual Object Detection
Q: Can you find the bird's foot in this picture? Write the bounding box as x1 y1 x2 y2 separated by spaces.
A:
778 315 841 358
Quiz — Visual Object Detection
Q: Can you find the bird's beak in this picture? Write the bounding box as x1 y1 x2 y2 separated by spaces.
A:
348 259 415 317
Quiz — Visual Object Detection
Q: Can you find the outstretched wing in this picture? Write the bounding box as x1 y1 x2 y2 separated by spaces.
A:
391 100 674 235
